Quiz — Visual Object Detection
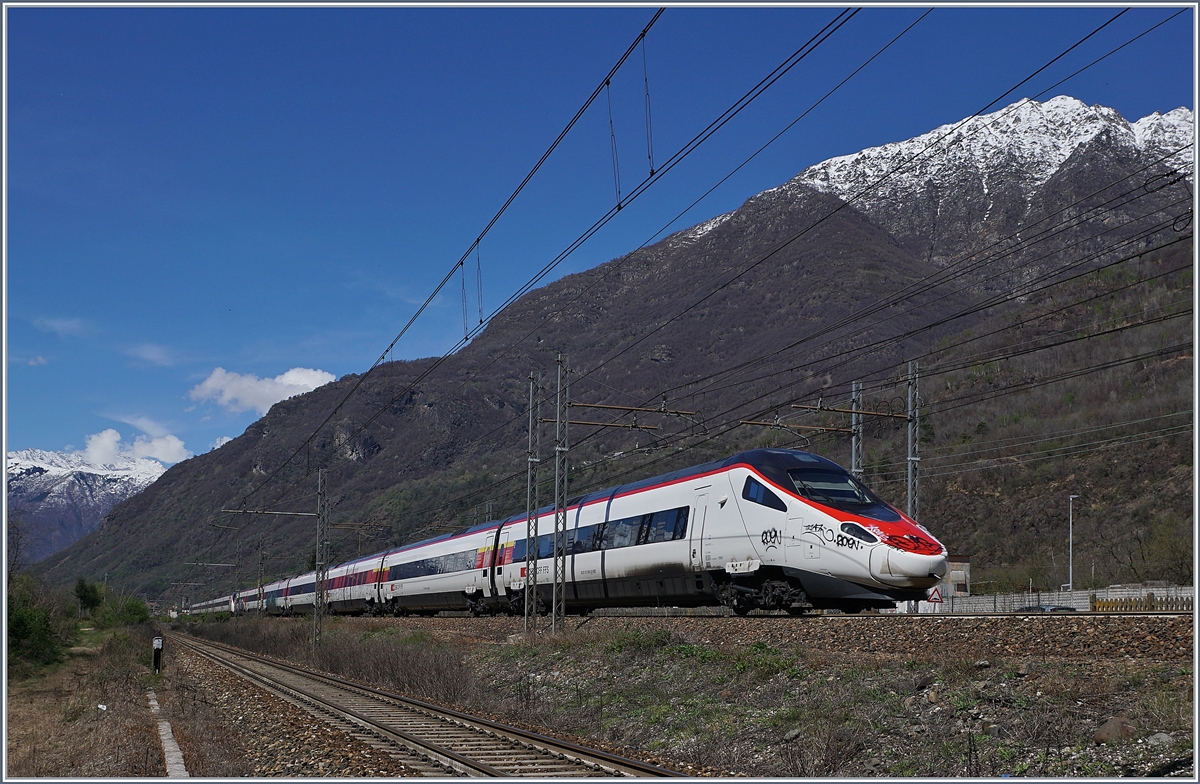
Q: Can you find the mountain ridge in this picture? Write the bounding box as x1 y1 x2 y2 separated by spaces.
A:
29 95 1193 600
7 448 166 562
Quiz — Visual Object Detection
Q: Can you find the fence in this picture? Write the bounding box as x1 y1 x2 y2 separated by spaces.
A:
893 584 1194 614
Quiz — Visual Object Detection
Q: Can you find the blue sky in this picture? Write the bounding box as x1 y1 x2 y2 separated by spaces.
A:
4 5 1195 465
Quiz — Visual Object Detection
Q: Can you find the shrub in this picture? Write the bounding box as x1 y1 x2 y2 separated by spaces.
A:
93 594 152 629
7 574 75 673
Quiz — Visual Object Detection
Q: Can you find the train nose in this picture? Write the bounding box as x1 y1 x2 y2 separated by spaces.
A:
869 547 947 588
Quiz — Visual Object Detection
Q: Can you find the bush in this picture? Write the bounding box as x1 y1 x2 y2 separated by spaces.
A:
93 594 152 629
7 574 76 673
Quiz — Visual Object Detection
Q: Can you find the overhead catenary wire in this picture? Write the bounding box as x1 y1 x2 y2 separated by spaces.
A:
868 410 1193 473
232 8 862 515
233 8 668 507
658 144 1195 403
202 10 1190 581
365 240 1191 534
879 421 1193 482
283 32 1190 545
231 216 1191 574
642 34 656 176
554 8 1153 412
690 216 1193 404
607 79 622 206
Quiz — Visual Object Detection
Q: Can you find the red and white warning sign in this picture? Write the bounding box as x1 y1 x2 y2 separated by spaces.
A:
927 586 944 603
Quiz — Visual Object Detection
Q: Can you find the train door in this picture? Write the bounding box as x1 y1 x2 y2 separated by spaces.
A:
690 489 710 571
490 529 513 608
471 544 494 601
785 513 806 564
373 552 389 610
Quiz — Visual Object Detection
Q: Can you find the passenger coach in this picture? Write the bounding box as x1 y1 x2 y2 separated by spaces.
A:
193 449 947 617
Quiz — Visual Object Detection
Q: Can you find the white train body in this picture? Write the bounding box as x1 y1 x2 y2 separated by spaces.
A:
194 449 947 617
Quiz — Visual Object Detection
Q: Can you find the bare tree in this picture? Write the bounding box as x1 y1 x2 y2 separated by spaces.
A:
7 507 30 585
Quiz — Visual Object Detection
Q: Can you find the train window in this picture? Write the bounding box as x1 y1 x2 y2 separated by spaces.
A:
787 467 880 509
508 506 689 559
840 522 878 543
567 524 602 554
387 547 479 580
641 508 689 543
672 507 689 539
742 476 788 512
507 532 555 561
602 517 640 550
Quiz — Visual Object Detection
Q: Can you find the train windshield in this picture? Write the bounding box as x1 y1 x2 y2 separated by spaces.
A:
786 467 882 511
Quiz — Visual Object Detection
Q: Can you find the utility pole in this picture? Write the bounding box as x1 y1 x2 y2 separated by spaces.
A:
850 380 863 479
1068 494 1079 592
258 539 265 615
552 354 569 632
220 468 338 656
524 372 541 633
907 361 920 520
786 379 906 473
314 468 329 654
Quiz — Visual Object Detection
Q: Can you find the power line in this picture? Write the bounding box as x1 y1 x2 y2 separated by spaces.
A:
871 410 1193 473
235 9 667 507
199 10 1191 571
233 8 863 516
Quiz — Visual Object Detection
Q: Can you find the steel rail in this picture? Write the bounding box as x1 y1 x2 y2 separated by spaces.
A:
171 633 492 776
170 632 682 777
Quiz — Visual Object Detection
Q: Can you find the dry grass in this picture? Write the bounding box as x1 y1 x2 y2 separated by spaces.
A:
6 627 165 777
173 616 1193 778
184 616 486 707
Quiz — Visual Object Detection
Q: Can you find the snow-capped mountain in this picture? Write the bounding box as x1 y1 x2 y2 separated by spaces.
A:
31 95 1194 599
783 96 1193 268
7 449 166 562
794 95 1192 211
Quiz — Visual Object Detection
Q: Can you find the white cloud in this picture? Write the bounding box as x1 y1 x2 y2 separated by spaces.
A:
130 434 191 463
115 414 171 439
80 428 192 466
34 317 86 337
188 366 336 415
211 436 233 450
126 343 176 366
82 429 125 465
28 356 47 366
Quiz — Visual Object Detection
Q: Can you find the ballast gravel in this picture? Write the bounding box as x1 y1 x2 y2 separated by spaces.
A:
173 612 1191 777
377 611 1193 661
169 648 421 777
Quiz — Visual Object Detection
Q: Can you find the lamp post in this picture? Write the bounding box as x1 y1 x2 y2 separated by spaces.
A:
1068 494 1079 592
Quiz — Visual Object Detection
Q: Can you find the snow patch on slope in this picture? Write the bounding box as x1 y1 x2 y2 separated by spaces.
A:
790 96 1194 212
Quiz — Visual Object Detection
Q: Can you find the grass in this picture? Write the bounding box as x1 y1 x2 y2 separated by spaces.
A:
168 616 1193 778
6 624 167 777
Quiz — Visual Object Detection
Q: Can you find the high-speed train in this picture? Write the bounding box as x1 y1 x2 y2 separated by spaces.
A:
190 449 947 617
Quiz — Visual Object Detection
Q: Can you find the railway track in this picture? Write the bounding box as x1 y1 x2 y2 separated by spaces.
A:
169 633 681 777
